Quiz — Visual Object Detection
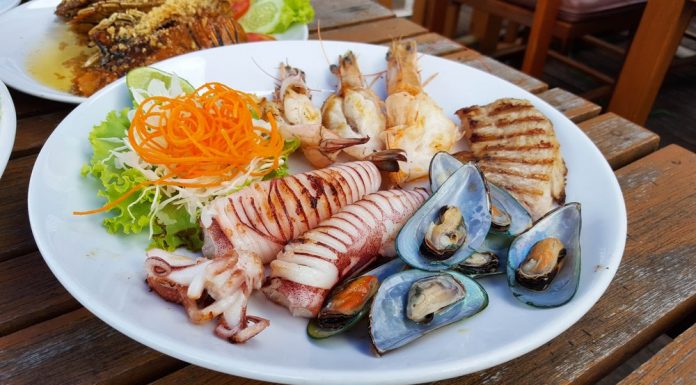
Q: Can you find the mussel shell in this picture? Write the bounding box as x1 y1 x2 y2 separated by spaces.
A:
369 270 488 354
397 163 491 271
307 258 406 339
429 152 531 237
506 203 581 308
454 251 500 277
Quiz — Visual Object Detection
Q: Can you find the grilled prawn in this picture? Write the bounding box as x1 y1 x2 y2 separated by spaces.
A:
261 65 368 168
322 51 387 160
384 41 460 185
262 188 429 318
201 161 382 264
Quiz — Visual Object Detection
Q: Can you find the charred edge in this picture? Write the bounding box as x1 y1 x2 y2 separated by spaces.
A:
470 127 549 142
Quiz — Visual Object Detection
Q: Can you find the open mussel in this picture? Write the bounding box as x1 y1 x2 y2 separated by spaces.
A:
454 251 500 277
369 270 488 354
396 162 491 271
307 259 406 339
507 203 581 307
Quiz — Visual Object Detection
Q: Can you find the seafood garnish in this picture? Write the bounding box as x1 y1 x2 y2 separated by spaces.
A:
56 0 165 27
75 0 247 96
406 274 467 323
201 161 382 264
145 248 267 343
420 205 467 260
263 189 428 318
515 238 566 291
383 41 460 184
262 64 369 168
456 98 567 220
322 51 387 160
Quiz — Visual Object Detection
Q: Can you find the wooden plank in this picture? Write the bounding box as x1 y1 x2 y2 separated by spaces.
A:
309 17 427 44
150 365 258 385
578 113 660 169
443 51 548 93
0 309 184 385
309 0 394 32
537 88 601 123
0 252 80 336
617 324 696 385
380 33 464 56
142 145 696 385
12 111 68 159
0 155 38 262
433 144 696 385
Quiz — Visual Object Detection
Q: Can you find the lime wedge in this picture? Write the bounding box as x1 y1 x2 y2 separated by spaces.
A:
126 67 194 105
239 0 283 34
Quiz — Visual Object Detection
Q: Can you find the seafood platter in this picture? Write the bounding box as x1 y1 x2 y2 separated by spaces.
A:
0 0 311 103
28 40 626 384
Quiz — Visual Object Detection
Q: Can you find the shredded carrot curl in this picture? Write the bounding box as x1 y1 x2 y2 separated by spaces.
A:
74 82 284 216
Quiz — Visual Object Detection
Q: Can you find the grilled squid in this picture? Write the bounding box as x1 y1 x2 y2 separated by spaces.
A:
262 189 429 318
145 248 267 343
201 161 382 264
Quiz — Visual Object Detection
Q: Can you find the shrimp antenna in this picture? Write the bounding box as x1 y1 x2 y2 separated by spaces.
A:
317 20 331 68
367 73 384 89
251 57 280 82
422 72 439 88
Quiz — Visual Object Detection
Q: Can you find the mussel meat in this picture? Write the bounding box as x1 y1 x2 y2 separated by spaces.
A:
515 238 566 291
420 206 467 260
307 258 406 339
490 204 512 232
455 251 500 276
507 203 581 308
406 274 467 323
370 270 488 354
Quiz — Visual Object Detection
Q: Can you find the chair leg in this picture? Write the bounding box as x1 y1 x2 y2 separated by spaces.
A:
442 2 462 38
521 0 561 77
470 10 503 54
504 21 520 43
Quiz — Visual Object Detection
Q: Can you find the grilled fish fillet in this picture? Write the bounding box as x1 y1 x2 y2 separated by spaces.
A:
456 98 566 219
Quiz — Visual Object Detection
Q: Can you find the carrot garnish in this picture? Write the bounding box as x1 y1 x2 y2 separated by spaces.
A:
74 82 284 216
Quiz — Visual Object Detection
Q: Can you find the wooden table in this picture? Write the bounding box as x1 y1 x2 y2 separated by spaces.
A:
1 1 694 384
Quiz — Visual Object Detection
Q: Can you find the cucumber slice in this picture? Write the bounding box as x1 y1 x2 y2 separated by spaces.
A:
238 0 283 34
126 67 194 105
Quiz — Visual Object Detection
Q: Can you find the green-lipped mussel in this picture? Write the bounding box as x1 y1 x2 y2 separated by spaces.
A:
507 203 581 307
369 270 488 354
454 251 500 276
307 258 406 339
396 162 491 271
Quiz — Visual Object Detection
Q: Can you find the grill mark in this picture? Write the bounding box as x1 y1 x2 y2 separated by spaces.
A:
315 169 341 215
355 161 374 192
477 141 556 152
233 196 282 244
488 179 545 196
268 180 288 242
328 217 360 240
480 166 549 181
292 238 339 255
291 175 319 224
330 169 350 207
336 164 359 202
361 198 386 222
287 251 336 264
350 162 368 196
319 224 354 243
471 128 548 142
379 191 398 213
305 173 329 218
480 155 556 165
488 102 534 116
494 115 547 127
280 177 307 237
342 209 373 231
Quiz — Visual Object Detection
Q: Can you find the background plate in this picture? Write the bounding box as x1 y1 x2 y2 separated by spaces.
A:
28 41 627 385
0 0 309 104
0 80 16 178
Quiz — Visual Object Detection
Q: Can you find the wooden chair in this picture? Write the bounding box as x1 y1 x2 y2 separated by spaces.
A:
439 0 647 99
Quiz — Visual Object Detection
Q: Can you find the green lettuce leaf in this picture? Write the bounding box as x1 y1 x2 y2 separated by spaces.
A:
264 137 300 180
81 109 203 251
273 0 314 34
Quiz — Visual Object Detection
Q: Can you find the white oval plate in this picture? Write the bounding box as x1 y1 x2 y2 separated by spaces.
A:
0 0 309 104
0 80 16 179
28 41 627 385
